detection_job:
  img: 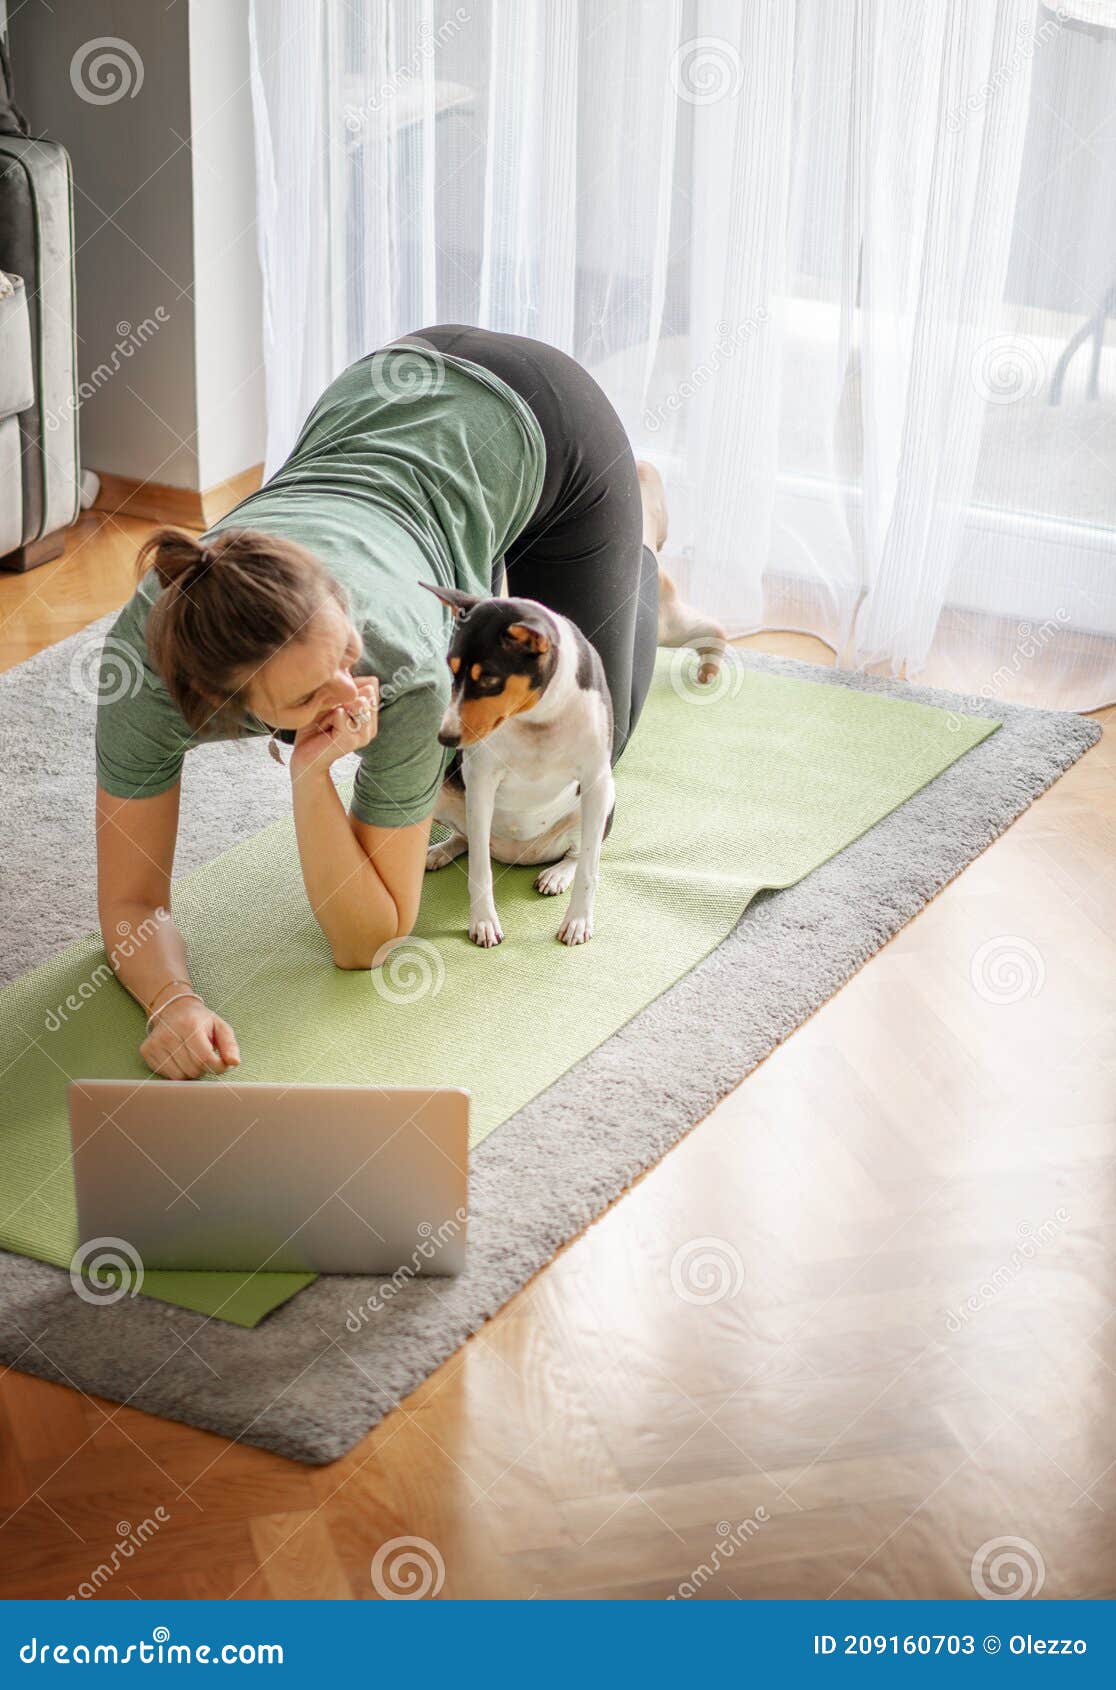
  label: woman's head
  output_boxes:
[138,527,363,733]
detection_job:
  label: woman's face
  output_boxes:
[245,595,363,731]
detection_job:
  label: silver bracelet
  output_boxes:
[145,990,203,1036]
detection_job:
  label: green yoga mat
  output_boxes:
[0,652,998,1326]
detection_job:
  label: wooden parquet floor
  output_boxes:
[0,511,1112,1599]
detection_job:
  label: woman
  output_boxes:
[95,323,723,1080]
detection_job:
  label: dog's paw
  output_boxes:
[469,912,504,948]
[557,910,593,945]
[535,858,577,897]
[426,838,462,872]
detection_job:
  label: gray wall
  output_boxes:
[189,0,266,490]
[6,0,264,491]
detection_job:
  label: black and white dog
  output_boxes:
[420,585,615,948]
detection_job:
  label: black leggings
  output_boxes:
[405,324,659,763]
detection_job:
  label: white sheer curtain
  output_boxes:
[248,0,1116,711]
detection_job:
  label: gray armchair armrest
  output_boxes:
[0,268,33,418]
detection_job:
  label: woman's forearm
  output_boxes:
[98,897,193,1014]
[290,767,400,967]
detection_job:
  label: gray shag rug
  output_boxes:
[0,614,1101,1463]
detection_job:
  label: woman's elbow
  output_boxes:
[330,920,411,972]
[331,950,370,971]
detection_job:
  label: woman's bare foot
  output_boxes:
[636,459,726,684]
[637,459,669,554]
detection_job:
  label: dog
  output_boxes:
[420,584,615,948]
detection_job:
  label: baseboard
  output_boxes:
[91,464,264,530]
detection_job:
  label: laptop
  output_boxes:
[68,1079,468,1276]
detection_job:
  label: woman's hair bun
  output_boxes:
[136,526,221,592]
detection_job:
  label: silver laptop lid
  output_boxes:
[68,1080,468,1277]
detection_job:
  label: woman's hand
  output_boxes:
[289,676,380,782]
[140,996,241,1080]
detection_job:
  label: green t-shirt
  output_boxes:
[94,343,546,826]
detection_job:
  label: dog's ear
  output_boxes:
[502,620,550,655]
[419,580,482,617]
